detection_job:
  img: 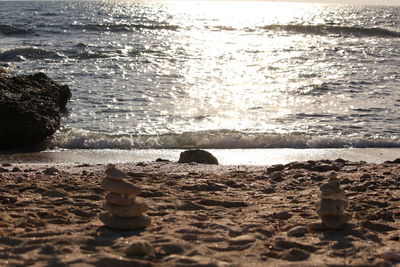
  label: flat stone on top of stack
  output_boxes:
[99,164,151,230]
[316,172,351,229]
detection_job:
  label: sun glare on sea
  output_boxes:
[155,1,326,133]
[164,1,316,26]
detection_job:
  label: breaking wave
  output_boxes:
[259,24,400,38]
[48,129,400,150]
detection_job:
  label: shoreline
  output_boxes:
[1,160,400,266]
[1,147,400,166]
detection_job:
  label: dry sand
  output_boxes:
[0,158,399,266]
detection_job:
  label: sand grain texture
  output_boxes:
[0,159,399,266]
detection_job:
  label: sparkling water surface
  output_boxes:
[1,1,399,149]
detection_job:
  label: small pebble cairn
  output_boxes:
[99,164,151,230]
[316,172,351,229]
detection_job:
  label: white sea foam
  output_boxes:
[48,129,400,150]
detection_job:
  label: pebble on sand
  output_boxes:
[125,239,154,257]
[287,226,308,237]
[105,193,135,206]
[103,201,149,217]
[178,149,219,165]
[101,177,141,196]
[99,213,151,230]
[105,164,128,180]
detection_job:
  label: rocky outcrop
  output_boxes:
[0,68,71,149]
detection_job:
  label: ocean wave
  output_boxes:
[0,24,34,36]
[259,24,400,38]
[298,83,334,96]
[69,23,179,32]
[47,129,400,150]
[63,46,168,60]
[206,25,237,31]
[0,47,65,62]
[205,24,400,38]
[67,50,113,60]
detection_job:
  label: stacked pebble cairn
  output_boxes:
[99,164,151,230]
[316,172,351,229]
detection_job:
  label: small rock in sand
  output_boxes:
[316,199,348,216]
[331,241,354,250]
[155,158,170,162]
[320,214,352,229]
[99,213,151,230]
[105,164,128,180]
[103,201,149,217]
[178,149,219,165]
[105,192,135,206]
[125,239,154,257]
[101,177,141,196]
[287,226,308,237]
[43,167,59,175]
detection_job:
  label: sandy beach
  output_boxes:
[1,1,400,266]
[1,158,399,266]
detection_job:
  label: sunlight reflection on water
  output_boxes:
[1,1,399,149]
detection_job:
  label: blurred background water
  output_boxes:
[1,0,399,149]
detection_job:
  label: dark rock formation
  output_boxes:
[0,68,71,149]
[178,149,219,165]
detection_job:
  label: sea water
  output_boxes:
[0,0,399,163]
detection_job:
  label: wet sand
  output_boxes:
[1,147,399,165]
[0,159,399,266]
